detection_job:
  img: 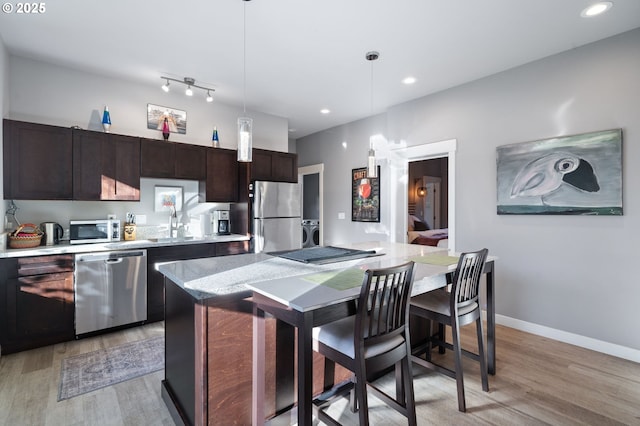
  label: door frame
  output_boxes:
[388,138,457,251]
[298,163,324,246]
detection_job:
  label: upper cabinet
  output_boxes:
[73,130,140,201]
[3,120,73,200]
[140,138,206,180]
[251,148,298,183]
[200,148,238,202]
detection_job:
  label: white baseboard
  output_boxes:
[494,313,640,364]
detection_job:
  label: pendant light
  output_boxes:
[366,51,379,178]
[237,0,253,162]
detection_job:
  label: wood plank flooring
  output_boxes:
[1,322,639,425]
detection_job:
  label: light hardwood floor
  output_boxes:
[1,322,639,425]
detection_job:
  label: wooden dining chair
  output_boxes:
[312,262,417,425]
[410,248,489,412]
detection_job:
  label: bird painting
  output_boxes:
[510,152,600,205]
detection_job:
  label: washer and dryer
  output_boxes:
[302,220,320,248]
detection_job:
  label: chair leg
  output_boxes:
[354,360,369,426]
[438,323,446,354]
[451,319,466,412]
[323,358,336,391]
[401,354,417,426]
[395,360,405,404]
[476,317,489,392]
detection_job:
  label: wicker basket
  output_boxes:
[9,223,43,249]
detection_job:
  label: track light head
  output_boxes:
[206,91,213,103]
[185,86,193,96]
[162,79,170,92]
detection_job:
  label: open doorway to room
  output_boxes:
[298,164,324,247]
[407,157,449,248]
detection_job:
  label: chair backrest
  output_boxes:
[355,261,416,350]
[451,248,489,314]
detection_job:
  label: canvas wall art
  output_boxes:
[496,129,622,215]
[147,104,187,134]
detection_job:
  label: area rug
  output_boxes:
[58,336,164,401]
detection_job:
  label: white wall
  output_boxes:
[296,28,640,355]
[7,55,289,151]
[2,54,290,234]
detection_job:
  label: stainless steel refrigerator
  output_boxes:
[253,180,302,253]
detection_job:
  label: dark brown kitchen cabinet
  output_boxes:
[0,255,75,355]
[199,148,239,202]
[175,144,207,180]
[140,138,175,178]
[3,119,73,200]
[140,139,206,180]
[146,242,249,322]
[73,130,140,201]
[250,148,298,183]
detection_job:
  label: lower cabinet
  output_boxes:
[0,255,75,355]
[147,241,249,322]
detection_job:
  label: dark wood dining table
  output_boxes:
[249,242,496,425]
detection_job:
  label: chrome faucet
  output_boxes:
[168,205,178,238]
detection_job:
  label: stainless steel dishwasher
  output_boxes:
[74,249,147,335]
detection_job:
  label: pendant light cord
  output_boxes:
[243,1,247,114]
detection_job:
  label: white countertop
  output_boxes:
[0,234,250,259]
[157,241,453,300]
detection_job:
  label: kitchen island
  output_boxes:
[157,242,470,425]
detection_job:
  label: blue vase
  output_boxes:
[102,106,111,133]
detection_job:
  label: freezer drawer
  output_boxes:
[254,218,302,253]
[74,250,147,335]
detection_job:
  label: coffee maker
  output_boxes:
[212,210,230,235]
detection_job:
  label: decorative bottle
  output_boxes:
[162,117,170,141]
[212,127,220,148]
[102,106,111,133]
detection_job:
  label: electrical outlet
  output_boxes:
[107,214,117,220]
[338,212,346,220]
[136,214,147,224]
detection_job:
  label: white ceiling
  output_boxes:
[1,1,639,138]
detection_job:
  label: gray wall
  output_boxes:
[296,28,640,354]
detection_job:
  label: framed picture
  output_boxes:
[352,167,380,222]
[147,104,187,134]
[154,186,183,212]
[496,129,622,215]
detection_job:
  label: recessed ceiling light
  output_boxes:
[402,76,417,85]
[288,128,296,133]
[581,2,613,17]
[320,108,331,114]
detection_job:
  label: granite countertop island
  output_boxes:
[157,241,454,425]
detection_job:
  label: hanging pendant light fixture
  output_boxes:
[237,0,253,162]
[366,51,379,178]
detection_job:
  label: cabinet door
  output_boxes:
[2,273,75,353]
[175,143,207,180]
[73,129,106,200]
[202,148,239,202]
[141,138,175,177]
[3,119,73,200]
[110,134,140,200]
[73,131,140,201]
[250,149,273,182]
[271,152,298,183]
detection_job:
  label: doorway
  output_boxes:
[298,164,324,247]
[387,138,457,251]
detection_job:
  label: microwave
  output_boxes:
[69,219,121,244]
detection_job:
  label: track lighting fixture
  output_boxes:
[160,76,215,102]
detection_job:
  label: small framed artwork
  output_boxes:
[352,167,380,222]
[496,129,622,215]
[147,104,187,134]
[154,186,183,212]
